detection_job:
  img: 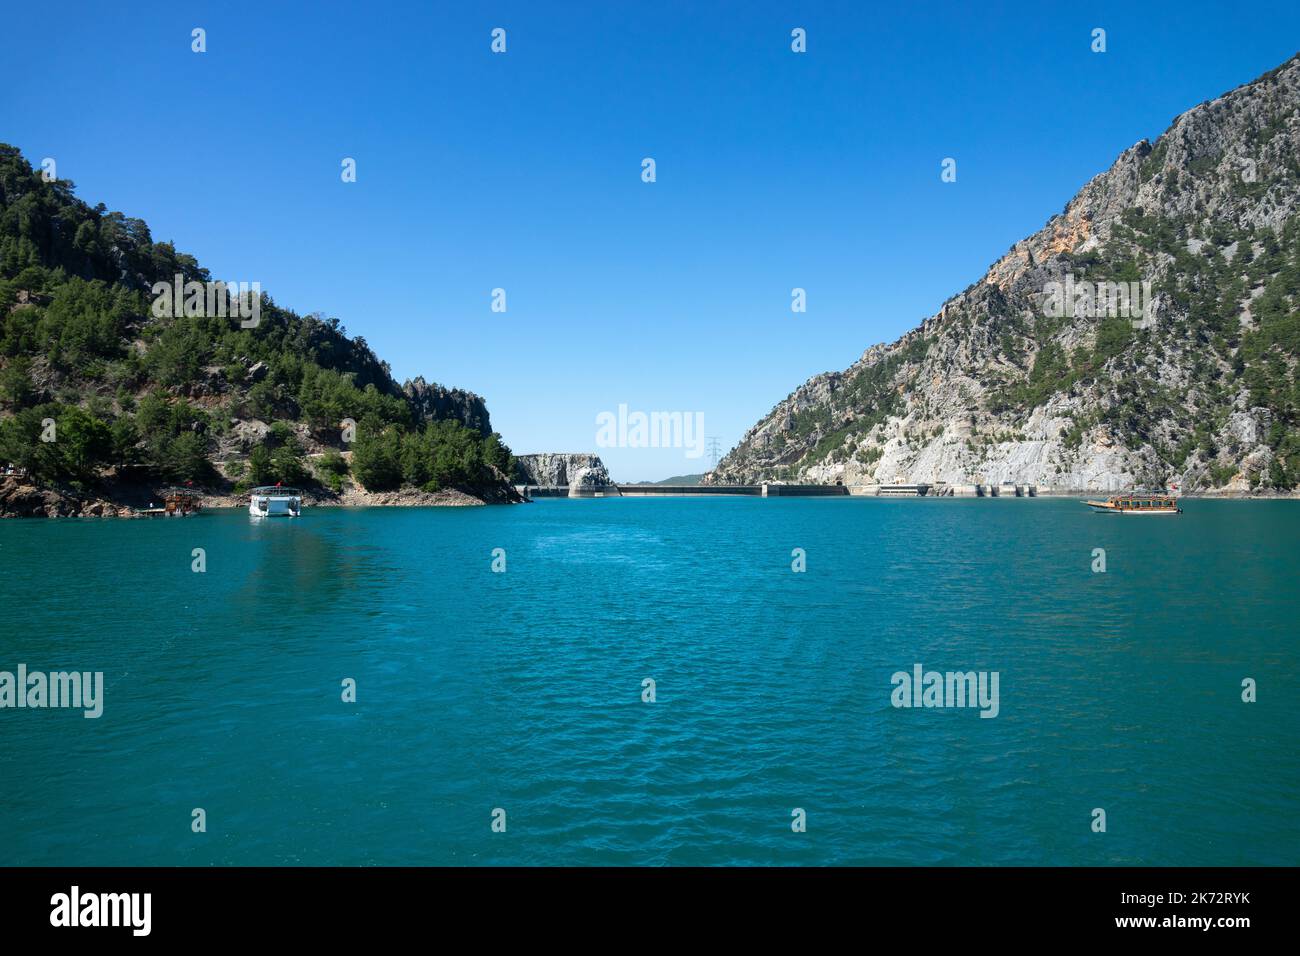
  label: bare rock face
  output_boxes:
[222,418,272,454]
[711,53,1300,494]
[0,477,131,518]
[0,477,62,517]
[402,377,492,436]
[515,453,612,488]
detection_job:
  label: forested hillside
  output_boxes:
[0,144,518,511]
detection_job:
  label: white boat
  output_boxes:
[249,485,302,518]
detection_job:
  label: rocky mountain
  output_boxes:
[710,53,1300,494]
[515,453,612,488]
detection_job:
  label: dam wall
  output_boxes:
[518,483,1039,499]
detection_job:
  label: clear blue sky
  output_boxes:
[3,1,1298,479]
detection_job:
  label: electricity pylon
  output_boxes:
[706,437,723,470]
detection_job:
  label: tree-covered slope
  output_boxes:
[711,52,1300,494]
[0,144,519,509]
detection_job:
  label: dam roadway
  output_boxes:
[518,483,1041,498]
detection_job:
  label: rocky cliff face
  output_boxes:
[515,453,612,488]
[711,53,1300,494]
[0,476,136,517]
[402,376,492,436]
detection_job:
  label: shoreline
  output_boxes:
[2,475,1295,518]
[0,475,524,518]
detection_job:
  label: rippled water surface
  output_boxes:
[1,497,1296,865]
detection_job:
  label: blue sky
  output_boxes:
[3,2,1298,479]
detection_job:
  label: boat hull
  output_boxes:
[1085,501,1180,515]
[249,496,301,517]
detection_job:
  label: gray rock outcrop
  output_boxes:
[402,376,493,436]
[515,453,613,488]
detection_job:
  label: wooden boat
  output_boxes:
[159,486,203,516]
[1084,494,1181,515]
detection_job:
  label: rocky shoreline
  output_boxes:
[5,472,1294,518]
[0,475,525,518]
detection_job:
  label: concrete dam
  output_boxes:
[516,483,1040,499]
[514,456,1040,500]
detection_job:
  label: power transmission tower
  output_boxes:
[706,437,723,470]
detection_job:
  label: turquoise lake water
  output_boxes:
[0,497,1296,866]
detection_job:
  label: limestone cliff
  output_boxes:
[515,453,612,488]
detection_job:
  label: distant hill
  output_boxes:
[712,53,1300,494]
[0,144,520,512]
[618,473,705,486]
[651,473,704,485]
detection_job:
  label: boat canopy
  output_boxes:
[250,486,303,496]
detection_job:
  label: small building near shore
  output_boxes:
[876,484,932,497]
